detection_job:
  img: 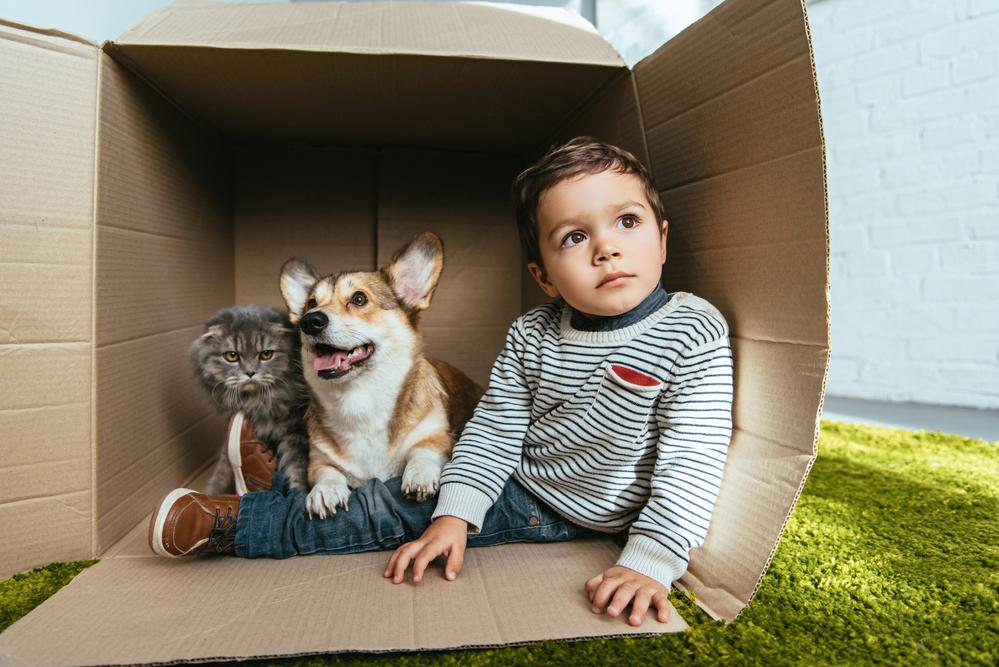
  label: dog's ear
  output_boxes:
[386,232,444,312]
[280,258,321,324]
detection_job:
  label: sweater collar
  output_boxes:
[568,285,672,333]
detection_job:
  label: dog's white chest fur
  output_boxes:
[314,367,409,484]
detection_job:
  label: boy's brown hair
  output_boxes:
[511,137,666,268]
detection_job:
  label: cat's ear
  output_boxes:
[189,324,224,361]
[385,232,444,312]
[280,258,321,324]
[201,324,225,342]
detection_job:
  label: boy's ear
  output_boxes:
[660,219,668,264]
[386,232,444,311]
[280,258,321,324]
[527,262,561,299]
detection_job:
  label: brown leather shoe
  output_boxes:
[227,412,277,495]
[148,489,240,557]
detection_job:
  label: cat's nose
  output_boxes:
[246,371,256,377]
[300,311,328,336]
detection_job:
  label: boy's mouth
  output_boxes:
[598,271,632,288]
[311,343,375,379]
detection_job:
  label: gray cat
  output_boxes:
[189,304,310,494]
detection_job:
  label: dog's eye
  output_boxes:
[259,350,273,361]
[351,292,368,306]
[307,298,317,310]
[223,351,239,362]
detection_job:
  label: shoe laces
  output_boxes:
[199,505,237,555]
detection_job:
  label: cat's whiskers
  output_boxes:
[272,375,297,392]
[210,380,229,409]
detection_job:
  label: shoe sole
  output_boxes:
[148,487,197,558]
[227,411,248,496]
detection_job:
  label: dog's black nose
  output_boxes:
[300,311,328,336]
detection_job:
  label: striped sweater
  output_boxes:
[433,292,734,587]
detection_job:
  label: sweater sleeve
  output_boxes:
[432,318,535,532]
[616,333,733,587]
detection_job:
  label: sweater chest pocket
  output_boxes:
[583,364,663,444]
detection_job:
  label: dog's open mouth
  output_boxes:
[312,343,375,379]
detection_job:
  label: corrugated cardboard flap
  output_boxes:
[0,18,100,578]
[116,0,623,65]
[635,0,828,621]
[102,1,626,150]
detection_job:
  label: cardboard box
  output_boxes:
[0,0,828,662]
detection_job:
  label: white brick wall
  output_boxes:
[808,0,999,409]
[594,0,999,410]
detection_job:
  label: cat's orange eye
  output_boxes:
[223,351,239,362]
[351,292,368,306]
[307,298,317,310]
[260,350,274,360]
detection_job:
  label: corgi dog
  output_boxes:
[279,233,484,519]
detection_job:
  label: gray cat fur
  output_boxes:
[189,304,310,494]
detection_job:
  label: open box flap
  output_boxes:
[116,0,621,64]
[633,0,829,621]
[0,19,100,579]
[102,1,627,151]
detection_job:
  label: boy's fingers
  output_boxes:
[651,591,671,623]
[590,578,618,613]
[584,573,604,600]
[444,543,464,581]
[606,584,636,618]
[390,542,422,583]
[628,589,652,626]
[383,550,399,577]
[384,542,412,579]
[411,542,443,583]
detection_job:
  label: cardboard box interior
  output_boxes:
[0,0,828,660]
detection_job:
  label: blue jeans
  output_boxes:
[234,473,600,559]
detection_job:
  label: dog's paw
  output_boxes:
[306,474,350,519]
[401,459,443,502]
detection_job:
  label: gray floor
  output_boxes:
[821,395,999,443]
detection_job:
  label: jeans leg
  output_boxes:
[234,475,601,559]
[269,468,290,496]
[235,477,437,559]
[468,478,601,548]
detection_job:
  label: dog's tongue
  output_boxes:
[314,350,351,372]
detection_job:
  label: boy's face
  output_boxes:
[528,169,667,320]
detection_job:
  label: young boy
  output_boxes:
[149,138,733,627]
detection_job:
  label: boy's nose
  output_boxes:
[594,240,622,263]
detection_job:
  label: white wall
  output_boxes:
[597,0,723,66]
[808,0,999,409]
[0,0,282,42]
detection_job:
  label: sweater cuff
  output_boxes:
[431,482,495,533]
[616,534,689,588]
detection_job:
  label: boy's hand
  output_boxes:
[384,515,468,584]
[585,566,671,626]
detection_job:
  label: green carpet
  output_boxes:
[3,421,997,665]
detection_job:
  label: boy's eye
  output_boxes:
[618,215,638,229]
[259,350,273,361]
[350,291,368,306]
[223,351,239,362]
[563,232,586,247]
[307,298,318,310]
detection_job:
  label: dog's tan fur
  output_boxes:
[280,233,484,519]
